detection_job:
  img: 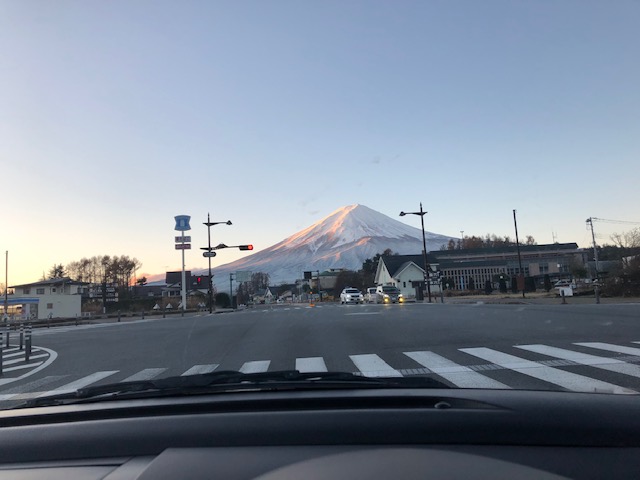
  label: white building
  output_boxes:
[375,255,441,300]
[9,278,87,320]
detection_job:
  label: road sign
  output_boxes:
[235,271,252,282]
[175,244,191,250]
[174,215,191,231]
[203,251,216,257]
[175,236,191,243]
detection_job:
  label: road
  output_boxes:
[1,301,640,406]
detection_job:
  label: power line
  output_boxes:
[590,217,640,225]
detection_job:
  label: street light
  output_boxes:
[202,214,232,314]
[400,202,432,303]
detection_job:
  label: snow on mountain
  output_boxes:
[207,204,456,287]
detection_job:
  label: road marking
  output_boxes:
[404,351,509,389]
[0,346,58,386]
[4,354,48,366]
[576,342,640,356]
[460,347,636,394]
[122,368,168,382]
[295,357,328,373]
[38,371,119,397]
[344,312,381,316]
[517,344,640,378]
[181,364,219,376]
[349,354,403,377]
[240,360,271,373]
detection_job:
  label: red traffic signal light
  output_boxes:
[239,245,253,251]
[196,276,202,285]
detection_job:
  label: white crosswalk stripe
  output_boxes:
[575,342,640,356]
[349,354,403,377]
[240,361,271,373]
[122,368,168,382]
[460,347,636,394]
[2,341,640,403]
[516,344,640,379]
[181,364,219,376]
[404,351,509,388]
[295,357,328,373]
[37,371,119,397]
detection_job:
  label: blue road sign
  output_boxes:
[174,215,191,231]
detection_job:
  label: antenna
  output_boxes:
[552,231,558,243]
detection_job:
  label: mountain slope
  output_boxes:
[208,204,455,286]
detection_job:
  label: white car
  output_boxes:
[340,288,363,304]
[365,287,377,303]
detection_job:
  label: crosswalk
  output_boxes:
[2,340,640,404]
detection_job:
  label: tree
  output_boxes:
[447,239,456,250]
[484,280,493,294]
[524,277,536,292]
[333,270,364,296]
[48,264,66,278]
[136,277,148,286]
[215,292,231,308]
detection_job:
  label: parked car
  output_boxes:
[365,287,377,303]
[375,285,404,304]
[340,288,363,304]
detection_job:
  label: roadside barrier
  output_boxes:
[5,325,9,348]
[0,331,3,375]
[19,324,24,351]
[25,324,32,362]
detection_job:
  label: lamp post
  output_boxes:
[202,214,232,314]
[400,203,431,303]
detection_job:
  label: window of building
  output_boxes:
[36,288,45,295]
[46,303,53,309]
[23,288,30,295]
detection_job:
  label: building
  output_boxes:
[374,255,440,300]
[434,243,585,290]
[375,243,586,294]
[8,278,88,320]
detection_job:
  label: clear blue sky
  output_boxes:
[2,0,639,285]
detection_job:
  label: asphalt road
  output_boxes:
[2,301,640,405]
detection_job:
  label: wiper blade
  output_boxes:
[20,370,450,407]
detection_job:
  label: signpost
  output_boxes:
[174,215,191,314]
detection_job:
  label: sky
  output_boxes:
[1,0,639,286]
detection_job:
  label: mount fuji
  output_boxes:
[208,204,456,287]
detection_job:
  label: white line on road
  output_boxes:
[239,361,271,373]
[4,354,48,366]
[295,357,328,373]
[349,354,403,377]
[122,368,168,382]
[181,364,219,376]
[0,347,58,386]
[516,344,640,379]
[38,371,119,397]
[460,347,635,394]
[404,351,509,389]
[576,342,640,356]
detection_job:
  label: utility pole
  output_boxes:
[586,217,601,304]
[513,210,525,299]
[4,251,7,321]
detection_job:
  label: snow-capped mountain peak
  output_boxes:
[208,204,455,286]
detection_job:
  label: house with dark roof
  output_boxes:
[375,255,439,300]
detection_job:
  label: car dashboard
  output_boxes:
[0,388,638,479]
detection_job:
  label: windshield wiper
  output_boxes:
[20,370,450,408]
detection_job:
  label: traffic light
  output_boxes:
[239,245,253,251]
[196,276,202,285]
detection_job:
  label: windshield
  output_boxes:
[1,1,639,409]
